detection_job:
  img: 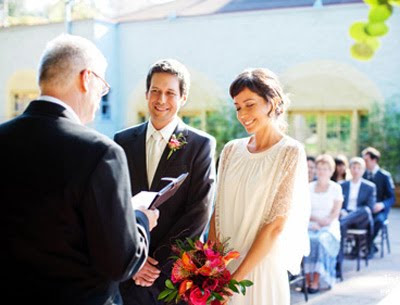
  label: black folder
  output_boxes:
[148,172,189,209]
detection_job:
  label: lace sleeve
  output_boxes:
[262,144,302,225]
[272,142,311,274]
[214,141,235,239]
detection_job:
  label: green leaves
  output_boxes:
[368,4,392,22]
[158,280,178,303]
[227,279,254,296]
[349,0,395,61]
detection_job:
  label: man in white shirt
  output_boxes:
[336,157,376,277]
[114,59,216,305]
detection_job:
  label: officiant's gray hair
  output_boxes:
[38,34,107,87]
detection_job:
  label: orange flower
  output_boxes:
[182,252,197,272]
[179,279,193,295]
[223,251,240,266]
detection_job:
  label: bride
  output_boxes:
[208,68,310,305]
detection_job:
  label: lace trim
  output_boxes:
[261,143,301,227]
[214,141,236,240]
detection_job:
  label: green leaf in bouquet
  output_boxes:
[228,282,239,293]
[158,289,172,300]
[239,279,254,287]
[165,279,175,290]
[368,4,392,23]
[186,237,195,249]
[176,239,186,250]
[211,292,224,301]
[165,290,178,303]
[168,255,180,261]
[388,0,400,6]
[238,282,246,295]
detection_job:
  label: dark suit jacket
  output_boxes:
[0,100,150,305]
[114,121,216,271]
[363,168,396,215]
[340,179,376,213]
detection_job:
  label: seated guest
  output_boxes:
[307,155,317,182]
[304,154,343,293]
[332,154,351,183]
[362,147,396,254]
[337,157,376,277]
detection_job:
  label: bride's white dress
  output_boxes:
[215,136,310,305]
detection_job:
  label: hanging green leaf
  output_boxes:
[364,0,380,5]
[350,42,375,61]
[366,22,389,36]
[368,4,392,22]
[349,21,369,41]
[388,0,400,6]
[364,37,381,51]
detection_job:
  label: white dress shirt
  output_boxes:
[146,117,179,186]
[39,95,81,125]
[348,180,362,212]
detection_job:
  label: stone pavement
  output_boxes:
[290,208,400,305]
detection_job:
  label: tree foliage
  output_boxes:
[205,104,247,156]
[359,95,400,182]
[350,0,399,61]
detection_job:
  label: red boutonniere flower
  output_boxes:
[167,133,187,160]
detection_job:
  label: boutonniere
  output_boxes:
[167,133,187,160]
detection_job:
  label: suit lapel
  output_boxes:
[150,121,188,191]
[343,182,350,210]
[357,182,366,207]
[132,123,150,190]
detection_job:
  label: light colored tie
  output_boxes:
[147,131,163,187]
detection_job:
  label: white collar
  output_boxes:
[146,117,180,143]
[39,95,82,125]
[371,165,380,175]
[350,179,362,187]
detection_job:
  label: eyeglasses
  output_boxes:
[90,70,111,97]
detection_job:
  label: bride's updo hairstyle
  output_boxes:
[229,68,290,132]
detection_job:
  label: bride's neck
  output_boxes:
[249,128,283,153]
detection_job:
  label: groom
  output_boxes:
[114,59,216,305]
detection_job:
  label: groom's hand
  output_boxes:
[132,257,160,287]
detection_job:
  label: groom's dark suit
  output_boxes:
[114,120,216,305]
[0,100,150,305]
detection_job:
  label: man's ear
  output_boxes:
[180,94,187,107]
[79,69,90,93]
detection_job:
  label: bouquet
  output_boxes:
[158,237,253,305]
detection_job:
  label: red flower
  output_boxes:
[211,300,222,305]
[171,259,190,283]
[189,287,211,305]
[202,278,219,291]
[167,133,187,160]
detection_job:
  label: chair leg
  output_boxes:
[386,226,391,254]
[381,228,385,258]
[356,236,361,271]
